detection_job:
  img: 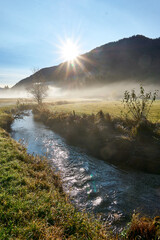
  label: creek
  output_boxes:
[11,111,160,230]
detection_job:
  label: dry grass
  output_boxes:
[45,99,160,123]
[1,97,159,122]
[126,214,160,240]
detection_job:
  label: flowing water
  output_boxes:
[11,111,160,230]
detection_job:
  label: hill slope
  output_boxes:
[13,35,160,90]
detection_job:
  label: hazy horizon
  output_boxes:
[1,0,160,88]
[1,81,159,101]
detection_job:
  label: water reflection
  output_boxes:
[11,111,160,228]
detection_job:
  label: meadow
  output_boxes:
[1,98,160,122]
[46,99,160,123]
[0,98,18,107]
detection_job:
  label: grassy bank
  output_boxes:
[0,106,160,239]
[0,108,113,239]
[33,105,160,174]
[0,107,14,130]
[0,103,34,130]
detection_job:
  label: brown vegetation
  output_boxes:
[33,106,160,174]
[125,214,160,240]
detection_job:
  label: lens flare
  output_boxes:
[60,39,80,62]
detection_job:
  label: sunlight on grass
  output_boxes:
[0,97,159,122]
[46,100,160,123]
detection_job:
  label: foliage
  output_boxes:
[123,85,158,122]
[125,213,160,240]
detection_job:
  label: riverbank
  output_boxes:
[0,106,160,239]
[0,107,113,239]
[33,106,160,174]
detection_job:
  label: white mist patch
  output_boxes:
[0,86,63,100]
[0,89,29,98]
[47,86,65,98]
[59,81,160,100]
[1,81,159,101]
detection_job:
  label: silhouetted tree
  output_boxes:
[27,68,48,105]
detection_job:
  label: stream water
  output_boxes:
[11,111,160,230]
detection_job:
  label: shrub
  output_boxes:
[126,214,160,240]
[123,85,158,123]
[131,120,156,141]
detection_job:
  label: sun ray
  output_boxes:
[59,38,80,62]
[55,37,97,87]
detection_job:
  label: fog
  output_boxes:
[0,81,159,102]
[48,81,160,100]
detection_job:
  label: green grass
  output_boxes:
[148,101,160,123]
[1,97,159,122]
[46,100,160,123]
[47,101,121,116]
[0,106,14,129]
[0,107,113,239]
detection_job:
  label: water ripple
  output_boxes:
[11,111,160,229]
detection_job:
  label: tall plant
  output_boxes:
[123,85,158,122]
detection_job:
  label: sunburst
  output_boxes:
[60,38,80,62]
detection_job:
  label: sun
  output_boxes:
[60,39,79,62]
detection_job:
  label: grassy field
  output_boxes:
[0,98,18,107]
[1,97,160,122]
[0,97,160,122]
[0,98,34,107]
[46,100,160,123]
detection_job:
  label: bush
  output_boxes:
[123,85,158,123]
[131,120,156,141]
[126,214,160,240]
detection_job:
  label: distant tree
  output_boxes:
[27,68,48,105]
[123,85,158,122]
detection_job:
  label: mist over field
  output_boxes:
[56,82,160,100]
[0,81,159,101]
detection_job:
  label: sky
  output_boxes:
[0,0,160,87]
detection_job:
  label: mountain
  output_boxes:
[13,35,160,90]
